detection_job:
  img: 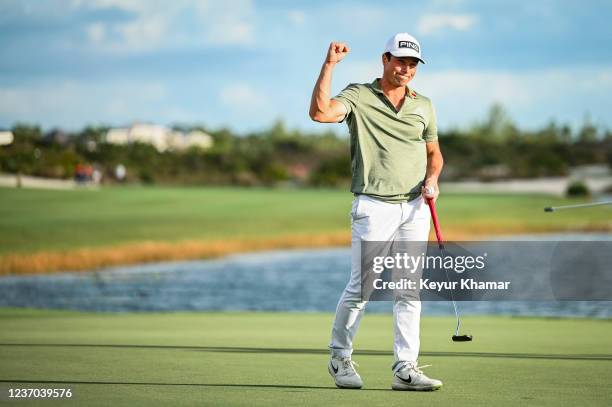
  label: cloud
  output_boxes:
[205,10,255,46]
[86,22,105,43]
[88,0,152,13]
[80,0,256,52]
[337,60,380,86]
[331,61,612,130]
[0,79,168,129]
[2,67,611,133]
[430,0,466,6]
[219,84,268,111]
[287,10,305,26]
[417,13,478,35]
[334,6,387,34]
[412,67,612,129]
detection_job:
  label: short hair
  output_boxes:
[384,52,420,65]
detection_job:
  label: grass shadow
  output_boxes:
[1,343,611,361]
[0,379,385,391]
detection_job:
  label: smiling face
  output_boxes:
[381,53,419,88]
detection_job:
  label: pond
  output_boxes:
[0,234,610,318]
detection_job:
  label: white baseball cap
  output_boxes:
[384,33,425,64]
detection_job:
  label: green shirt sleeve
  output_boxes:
[332,83,361,118]
[424,99,438,142]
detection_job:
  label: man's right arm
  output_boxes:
[309,42,349,123]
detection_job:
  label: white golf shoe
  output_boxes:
[328,357,363,389]
[391,362,443,391]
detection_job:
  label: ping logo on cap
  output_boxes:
[398,41,419,52]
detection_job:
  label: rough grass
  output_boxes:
[0,309,610,406]
[0,233,350,275]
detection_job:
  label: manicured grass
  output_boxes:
[0,309,610,406]
[0,186,609,256]
[0,186,351,255]
[439,193,611,235]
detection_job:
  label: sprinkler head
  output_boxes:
[452,334,473,342]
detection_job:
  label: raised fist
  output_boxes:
[326,42,350,64]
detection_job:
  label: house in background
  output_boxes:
[0,131,14,146]
[105,123,213,152]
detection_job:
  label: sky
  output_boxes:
[1,0,611,135]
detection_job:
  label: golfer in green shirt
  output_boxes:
[309,32,444,391]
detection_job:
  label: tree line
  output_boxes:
[1,105,610,187]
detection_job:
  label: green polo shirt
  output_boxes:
[333,78,438,203]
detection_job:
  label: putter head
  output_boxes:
[452,334,473,342]
[544,207,554,212]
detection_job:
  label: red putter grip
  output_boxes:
[426,198,444,245]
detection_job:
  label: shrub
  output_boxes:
[566,181,590,197]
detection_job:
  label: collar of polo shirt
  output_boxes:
[371,78,417,100]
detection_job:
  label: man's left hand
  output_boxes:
[421,180,439,202]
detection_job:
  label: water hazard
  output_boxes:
[0,235,610,317]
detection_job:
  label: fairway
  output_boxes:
[0,309,610,406]
[0,186,609,256]
[0,186,352,255]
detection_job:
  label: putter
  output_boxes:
[426,196,473,342]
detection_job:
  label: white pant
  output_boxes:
[330,194,431,362]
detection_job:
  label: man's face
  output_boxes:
[382,54,419,87]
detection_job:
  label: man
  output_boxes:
[309,33,444,391]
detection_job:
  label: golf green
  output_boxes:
[0,309,610,406]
